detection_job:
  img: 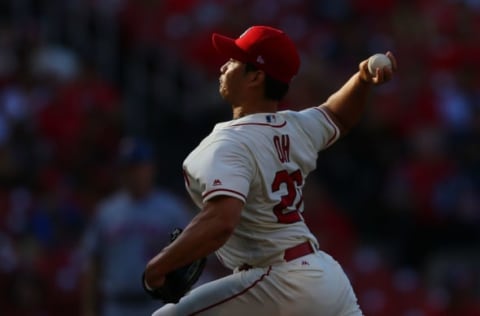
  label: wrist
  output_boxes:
[356,72,371,85]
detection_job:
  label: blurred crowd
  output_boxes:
[0,0,479,315]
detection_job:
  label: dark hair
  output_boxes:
[245,63,289,101]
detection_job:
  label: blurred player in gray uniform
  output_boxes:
[144,26,397,315]
[81,137,192,316]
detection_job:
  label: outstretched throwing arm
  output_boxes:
[320,51,398,136]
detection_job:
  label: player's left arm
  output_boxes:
[320,51,397,136]
[144,195,243,288]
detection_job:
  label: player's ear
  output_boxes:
[247,70,266,88]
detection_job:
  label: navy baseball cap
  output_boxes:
[117,137,154,165]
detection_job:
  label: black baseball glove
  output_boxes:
[142,228,207,303]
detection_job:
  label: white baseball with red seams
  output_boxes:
[368,53,392,75]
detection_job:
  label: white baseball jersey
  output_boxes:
[182,106,340,270]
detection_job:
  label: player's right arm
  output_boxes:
[146,137,252,288]
[321,51,397,136]
[144,195,243,288]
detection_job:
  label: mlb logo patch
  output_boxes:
[266,115,276,123]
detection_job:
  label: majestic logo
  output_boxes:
[212,179,222,186]
[256,55,265,64]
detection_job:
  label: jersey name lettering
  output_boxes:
[274,134,290,163]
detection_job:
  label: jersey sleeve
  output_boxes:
[194,139,254,204]
[293,106,341,151]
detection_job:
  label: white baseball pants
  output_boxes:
[152,250,362,316]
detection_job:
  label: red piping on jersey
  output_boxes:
[314,107,339,146]
[188,266,273,315]
[230,121,287,128]
[202,188,247,200]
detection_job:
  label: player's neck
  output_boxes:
[232,101,278,119]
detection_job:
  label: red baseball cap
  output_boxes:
[212,26,300,84]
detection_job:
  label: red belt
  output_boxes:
[283,241,315,262]
[238,241,315,271]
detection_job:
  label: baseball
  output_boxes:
[368,53,392,75]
